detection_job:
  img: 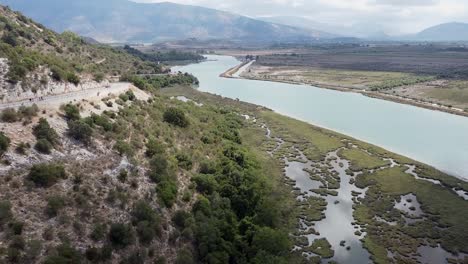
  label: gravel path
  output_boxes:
[0,82,132,110]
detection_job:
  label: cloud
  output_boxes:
[132,0,468,35]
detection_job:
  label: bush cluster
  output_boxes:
[163,107,189,128]
[27,163,67,187]
[33,118,58,154]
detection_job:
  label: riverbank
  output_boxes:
[221,62,468,118]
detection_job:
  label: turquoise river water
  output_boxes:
[174,55,468,180]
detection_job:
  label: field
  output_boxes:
[239,44,468,111]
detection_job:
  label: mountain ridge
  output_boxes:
[0,0,326,43]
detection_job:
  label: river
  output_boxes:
[173,55,468,180]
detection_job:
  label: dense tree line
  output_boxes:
[123,45,204,62]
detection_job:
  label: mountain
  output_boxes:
[0,0,323,43]
[257,16,339,39]
[258,16,389,39]
[411,22,468,41]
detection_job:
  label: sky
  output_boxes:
[133,0,468,35]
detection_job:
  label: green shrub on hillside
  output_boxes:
[0,201,12,225]
[1,108,20,123]
[45,196,66,218]
[163,107,189,128]
[0,132,10,156]
[33,118,58,145]
[44,244,81,264]
[27,163,67,187]
[66,72,80,85]
[34,138,52,154]
[67,120,92,143]
[62,104,81,121]
[109,223,135,248]
[145,139,165,157]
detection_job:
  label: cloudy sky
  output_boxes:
[133,0,468,35]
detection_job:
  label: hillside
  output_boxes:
[0,5,163,103]
[412,22,468,41]
[0,0,322,43]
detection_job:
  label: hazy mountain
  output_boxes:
[0,0,323,43]
[411,22,468,41]
[257,16,340,38]
[259,16,393,39]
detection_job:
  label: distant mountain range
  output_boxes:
[0,0,333,43]
[1,0,467,44]
[260,16,468,42]
[408,22,468,42]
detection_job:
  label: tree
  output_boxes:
[163,107,189,127]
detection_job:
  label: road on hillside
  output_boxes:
[0,82,132,110]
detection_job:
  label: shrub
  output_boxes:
[27,163,67,187]
[15,142,30,155]
[114,140,133,156]
[109,223,135,248]
[192,174,218,195]
[44,244,81,264]
[18,104,39,119]
[157,181,178,208]
[33,118,58,145]
[1,108,19,123]
[62,104,80,121]
[45,196,66,217]
[0,201,12,225]
[198,160,217,174]
[175,249,194,264]
[2,32,18,47]
[119,93,129,102]
[148,154,169,183]
[93,72,105,82]
[9,221,24,235]
[0,132,10,156]
[89,113,112,131]
[172,210,191,229]
[34,139,52,154]
[90,223,107,241]
[145,139,165,157]
[66,72,80,85]
[118,169,128,183]
[176,153,193,170]
[137,221,156,244]
[132,201,160,225]
[126,90,136,101]
[163,107,189,127]
[50,66,65,82]
[67,120,92,143]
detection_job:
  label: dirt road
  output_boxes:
[0,82,134,110]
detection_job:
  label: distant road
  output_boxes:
[0,82,132,110]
